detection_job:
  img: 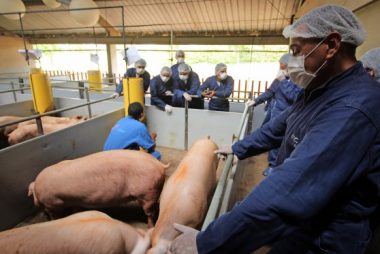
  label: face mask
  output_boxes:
[161,75,169,83]
[179,74,189,81]
[288,38,327,89]
[136,67,145,75]
[177,57,185,63]
[219,72,227,80]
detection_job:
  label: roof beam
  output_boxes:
[97,16,121,37]
[295,0,375,18]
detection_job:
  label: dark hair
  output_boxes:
[128,102,144,120]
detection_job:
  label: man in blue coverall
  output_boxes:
[114,58,151,96]
[198,63,234,112]
[246,53,301,174]
[172,63,203,109]
[150,66,174,113]
[103,102,160,160]
[169,5,380,254]
[171,50,186,79]
[361,48,380,83]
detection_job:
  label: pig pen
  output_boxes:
[0,101,257,231]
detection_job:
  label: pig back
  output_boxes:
[151,139,218,246]
[0,211,146,254]
[34,150,165,207]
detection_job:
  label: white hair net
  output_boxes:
[178,63,191,73]
[283,5,366,46]
[135,58,147,67]
[279,53,290,65]
[361,48,380,82]
[176,50,185,57]
[215,63,227,73]
[160,66,172,76]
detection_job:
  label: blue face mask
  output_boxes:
[288,38,327,89]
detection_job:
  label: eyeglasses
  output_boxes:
[136,66,145,69]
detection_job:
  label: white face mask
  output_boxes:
[160,75,170,83]
[219,72,228,80]
[288,38,327,89]
[179,74,189,81]
[136,67,145,75]
[177,57,185,64]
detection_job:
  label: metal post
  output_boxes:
[10,82,17,102]
[184,99,189,150]
[78,81,84,99]
[121,6,127,68]
[35,117,44,135]
[18,13,29,66]
[18,78,25,94]
[84,87,92,118]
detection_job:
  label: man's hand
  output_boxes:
[214,145,233,159]
[183,92,192,101]
[245,99,255,107]
[207,91,216,98]
[165,104,173,113]
[165,91,173,96]
[169,223,199,254]
[110,92,119,98]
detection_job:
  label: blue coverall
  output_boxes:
[197,75,234,111]
[115,68,151,94]
[196,63,380,254]
[150,75,174,110]
[172,71,203,109]
[254,78,301,167]
[103,116,160,160]
[170,63,180,79]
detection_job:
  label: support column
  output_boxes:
[106,43,118,84]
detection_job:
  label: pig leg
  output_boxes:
[140,192,160,228]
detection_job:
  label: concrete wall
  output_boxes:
[0,36,34,75]
[356,1,380,57]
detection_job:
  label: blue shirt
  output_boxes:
[172,71,200,107]
[115,68,151,94]
[198,75,233,111]
[197,63,380,253]
[103,116,154,151]
[150,75,173,110]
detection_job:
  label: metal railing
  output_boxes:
[0,93,115,135]
[202,104,253,229]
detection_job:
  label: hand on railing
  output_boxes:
[245,99,256,107]
[183,92,192,101]
[110,92,119,98]
[214,145,233,159]
[164,105,173,113]
[165,91,173,96]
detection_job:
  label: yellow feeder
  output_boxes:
[87,70,102,92]
[123,77,144,116]
[29,70,54,113]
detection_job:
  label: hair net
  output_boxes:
[160,66,172,76]
[361,48,380,82]
[215,63,227,73]
[135,58,147,67]
[176,50,185,57]
[283,5,366,46]
[178,63,191,73]
[279,53,290,65]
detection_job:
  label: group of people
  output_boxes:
[114,50,234,112]
[167,5,380,254]
[102,4,380,253]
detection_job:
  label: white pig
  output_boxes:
[0,211,151,254]
[28,150,168,227]
[148,138,218,253]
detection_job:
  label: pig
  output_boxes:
[7,117,85,145]
[28,150,168,227]
[0,210,151,254]
[17,115,86,128]
[148,138,218,254]
[0,115,22,136]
